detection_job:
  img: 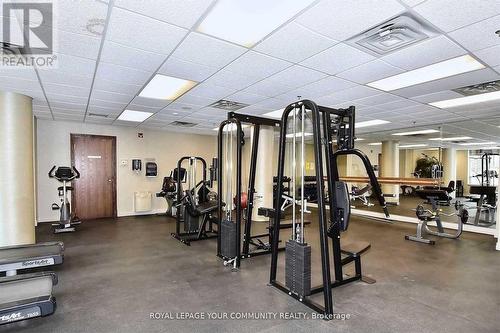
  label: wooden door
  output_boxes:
[71,134,116,220]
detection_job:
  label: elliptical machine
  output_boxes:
[49,166,81,233]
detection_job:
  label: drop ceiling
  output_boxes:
[0,0,499,142]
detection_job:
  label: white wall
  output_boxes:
[36,119,216,222]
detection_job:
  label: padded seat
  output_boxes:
[416,189,450,202]
[341,241,371,257]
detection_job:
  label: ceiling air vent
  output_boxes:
[170,121,197,127]
[208,99,249,111]
[88,113,109,118]
[346,13,439,56]
[453,80,500,96]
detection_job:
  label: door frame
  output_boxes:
[70,133,117,218]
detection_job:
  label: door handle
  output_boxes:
[108,179,112,183]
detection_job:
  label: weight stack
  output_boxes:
[285,240,311,297]
[220,219,237,259]
[183,212,200,232]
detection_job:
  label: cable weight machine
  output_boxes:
[270,100,387,318]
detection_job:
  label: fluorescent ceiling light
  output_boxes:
[356,119,390,128]
[429,90,500,109]
[118,110,153,122]
[197,0,316,47]
[392,129,439,136]
[286,132,313,138]
[428,136,472,141]
[367,55,485,91]
[139,74,196,100]
[355,138,365,141]
[368,142,382,146]
[399,144,428,148]
[459,142,496,146]
[213,124,250,132]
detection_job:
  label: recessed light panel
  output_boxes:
[429,90,500,109]
[368,142,382,146]
[367,55,485,91]
[428,136,472,141]
[356,119,390,128]
[459,142,496,146]
[399,144,428,148]
[392,129,439,136]
[139,74,197,100]
[118,110,153,122]
[197,0,316,47]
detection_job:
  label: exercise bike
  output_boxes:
[49,166,81,233]
[405,196,468,245]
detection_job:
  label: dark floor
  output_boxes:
[2,213,499,333]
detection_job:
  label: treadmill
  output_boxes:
[0,242,64,325]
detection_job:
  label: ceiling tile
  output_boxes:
[171,32,247,69]
[93,79,142,95]
[448,15,500,51]
[292,76,358,98]
[50,101,87,112]
[100,41,167,71]
[296,0,405,41]
[268,65,327,89]
[173,94,218,107]
[89,98,128,110]
[223,51,291,79]
[336,59,404,84]
[494,66,500,74]
[301,43,375,75]
[377,99,421,111]
[43,83,90,98]
[0,68,38,81]
[39,53,96,77]
[39,70,92,89]
[57,30,102,60]
[353,93,406,106]
[410,90,463,103]
[226,91,268,104]
[243,78,295,97]
[414,0,500,32]
[54,0,109,36]
[381,36,466,70]
[88,105,123,116]
[254,22,337,63]
[106,7,188,54]
[91,89,134,104]
[113,0,214,28]
[188,83,237,100]
[325,85,380,102]
[474,45,500,68]
[204,68,260,90]
[252,98,290,111]
[95,62,152,86]
[46,93,89,104]
[158,57,218,82]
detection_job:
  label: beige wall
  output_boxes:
[456,149,469,194]
[36,119,216,222]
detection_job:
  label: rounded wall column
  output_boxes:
[0,91,35,246]
[381,140,400,205]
